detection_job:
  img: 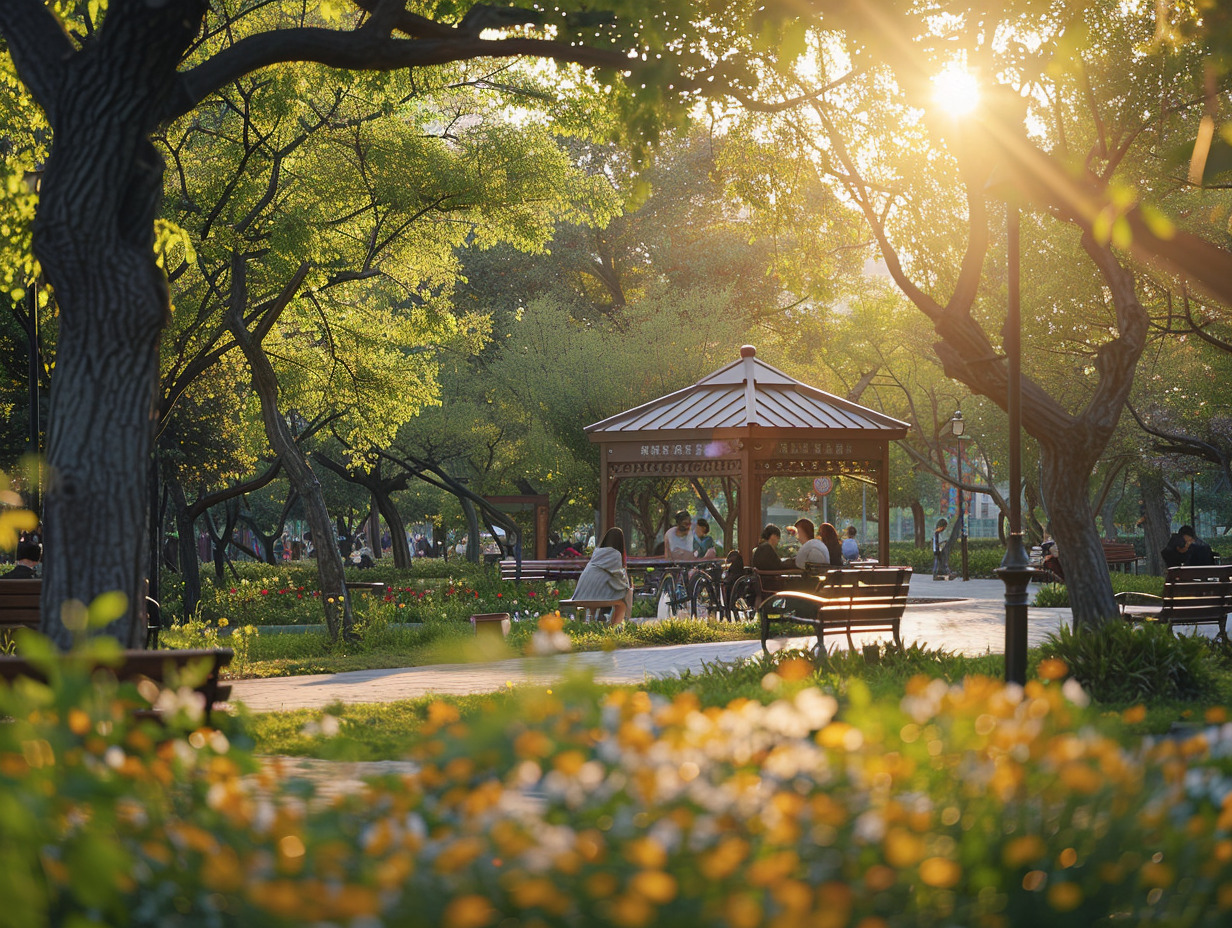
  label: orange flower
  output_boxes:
[919,857,961,889]
[443,894,496,928]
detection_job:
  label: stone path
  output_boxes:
[230,576,1074,713]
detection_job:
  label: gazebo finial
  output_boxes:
[740,345,756,358]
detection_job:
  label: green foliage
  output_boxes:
[1038,621,1220,703]
[1033,573,1164,608]
[886,540,1006,578]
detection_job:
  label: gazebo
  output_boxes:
[586,346,910,565]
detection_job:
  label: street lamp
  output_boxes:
[994,203,1034,686]
[950,409,969,581]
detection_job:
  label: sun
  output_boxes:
[931,66,980,117]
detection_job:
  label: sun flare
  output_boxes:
[932,66,980,117]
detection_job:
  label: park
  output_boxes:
[2,0,1232,925]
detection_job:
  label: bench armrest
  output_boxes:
[1113,590,1162,616]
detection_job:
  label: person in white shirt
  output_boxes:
[794,518,830,569]
[664,510,695,560]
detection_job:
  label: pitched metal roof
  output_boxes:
[586,346,909,436]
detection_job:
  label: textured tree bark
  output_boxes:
[1039,442,1113,624]
[372,486,412,568]
[909,499,925,548]
[460,498,481,563]
[168,480,203,621]
[1139,470,1171,576]
[227,284,354,641]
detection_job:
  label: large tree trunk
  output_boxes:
[1039,445,1116,624]
[21,0,207,648]
[460,497,481,563]
[1139,469,1171,576]
[373,486,412,568]
[909,499,926,548]
[227,274,354,641]
[168,481,202,621]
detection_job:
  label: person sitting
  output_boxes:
[664,510,695,560]
[794,518,830,570]
[1040,539,1065,584]
[818,522,844,566]
[692,518,718,559]
[841,526,861,563]
[1163,525,1214,568]
[752,523,788,593]
[2,534,41,579]
[570,527,634,626]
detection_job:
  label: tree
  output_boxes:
[0,0,808,646]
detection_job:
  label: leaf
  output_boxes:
[88,591,129,630]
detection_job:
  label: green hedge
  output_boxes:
[4,636,1232,926]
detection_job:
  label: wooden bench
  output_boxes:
[0,647,233,724]
[498,559,589,583]
[0,578,41,651]
[1116,565,1232,639]
[558,597,623,622]
[344,581,387,597]
[1,579,163,649]
[1102,540,1142,573]
[759,567,913,652]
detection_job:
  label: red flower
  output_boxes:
[260,589,269,595]
[528,591,536,597]
[229,588,237,594]
[496,592,502,598]
[297,593,303,599]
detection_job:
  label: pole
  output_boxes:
[25,287,40,512]
[958,439,969,581]
[996,203,1033,685]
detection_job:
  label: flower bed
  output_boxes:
[4,637,1232,927]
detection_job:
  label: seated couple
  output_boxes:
[663,510,720,561]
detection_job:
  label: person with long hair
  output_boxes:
[571,527,634,625]
[818,522,844,566]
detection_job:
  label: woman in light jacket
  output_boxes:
[571,527,634,625]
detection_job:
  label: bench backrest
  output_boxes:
[1100,541,1139,560]
[1159,565,1232,624]
[0,578,42,629]
[813,567,912,619]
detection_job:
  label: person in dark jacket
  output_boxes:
[752,523,790,593]
[1163,525,1214,567]
[2,534,41,579]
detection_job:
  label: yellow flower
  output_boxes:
[443,895,495,928]
[1037,658,1067,681]
[1002,835,1046,869]
[919,857,961,889]
[218,617,229,627]
[1047,882,1083,912]
[1121,704,1147,724]
[630,870,677,905]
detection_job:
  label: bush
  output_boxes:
[1031,573,1164,608]
[5,636,1232,927]
[886,540,1005,577]
[1038,620,1220,703]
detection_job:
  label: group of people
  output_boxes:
[662,511,720,561]
[1034,524,1215,585]
[752,519,862,577]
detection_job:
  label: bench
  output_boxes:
[1116,565,1232,639]
[344,581,387,598]
[1102,540,1142,573]
[498,559,589,583]
[0,647,233,724]
[759,567,913,652]
[1,579,163,649]
[558,598,623,622]
[0,578,40,651]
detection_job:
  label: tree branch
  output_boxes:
[168,32,631,122]
[0,0,74,121]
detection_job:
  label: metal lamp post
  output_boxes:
[994,203,1033,686]
[950,410,969,581]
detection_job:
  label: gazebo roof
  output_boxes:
[586,346,909,436]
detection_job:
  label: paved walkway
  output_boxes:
[231,576,1074,713]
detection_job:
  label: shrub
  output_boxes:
[4,637,1232,927]
[1038,620,1220,703]
[1032,573,1164,608]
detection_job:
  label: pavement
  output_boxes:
[229,575,1076,713]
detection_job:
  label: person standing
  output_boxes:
[841,526,861,563]
[932,518,951,580]
[794,518,830,569]
[571,528,634,625]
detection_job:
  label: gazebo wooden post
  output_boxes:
[878,440,891,565]
[739,437,757,564]
[598,443,611,538]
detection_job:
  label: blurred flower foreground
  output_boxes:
[3,638,1232,928]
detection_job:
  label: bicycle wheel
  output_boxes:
[690,573,718,620]
[727,574,758,624]
[654,570,687,618]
